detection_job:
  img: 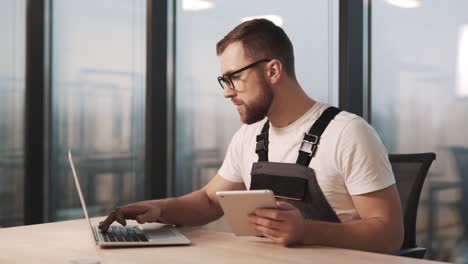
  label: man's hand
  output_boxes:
[248,201,305,246]
[98,200,163,233]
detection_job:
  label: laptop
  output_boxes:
[68,149,191,247]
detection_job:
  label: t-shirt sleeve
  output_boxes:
[217,126,245,183]
[336,118,395,195]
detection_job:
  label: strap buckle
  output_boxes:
[255,139,269,153]
[299,133,319,157]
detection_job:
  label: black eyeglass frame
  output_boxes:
[217,59,271,90]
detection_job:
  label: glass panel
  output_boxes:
[50,0,146,221]
[0,0,26,227]
[175,0,338,194]
[371,0,468,261]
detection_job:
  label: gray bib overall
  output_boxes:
[250,107,342,223]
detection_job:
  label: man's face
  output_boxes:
[219,42,273,124]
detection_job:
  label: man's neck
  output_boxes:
[267,81,316,128]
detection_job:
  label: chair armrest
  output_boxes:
[399,247,427,259]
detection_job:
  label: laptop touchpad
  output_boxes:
[144,228,177,239]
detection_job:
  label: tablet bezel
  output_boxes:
[216,190,277,236]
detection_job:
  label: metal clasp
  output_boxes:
[255,139,268,153]
[299,133,319,156]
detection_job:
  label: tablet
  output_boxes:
[216,190,277,236]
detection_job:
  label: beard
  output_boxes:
[240,81,274,125]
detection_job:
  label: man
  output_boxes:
[99,19,403,254]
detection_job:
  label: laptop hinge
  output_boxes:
[92,226,99,243]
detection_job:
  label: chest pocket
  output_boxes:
[250,173,307,200]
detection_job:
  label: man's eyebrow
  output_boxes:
[222,69,234,76]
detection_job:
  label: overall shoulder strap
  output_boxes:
[255,120,270,162]
[296,106,342,166]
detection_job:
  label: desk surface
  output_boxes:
[0,218,445,264]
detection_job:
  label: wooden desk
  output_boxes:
[0,218,445,264]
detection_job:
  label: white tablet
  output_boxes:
[216,190,277,236]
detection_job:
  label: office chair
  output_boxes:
[389,153,436,259]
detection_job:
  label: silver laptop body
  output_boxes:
[68,149,191,247]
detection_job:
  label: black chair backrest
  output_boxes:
[449,147,468,237]
[389,153,436,249]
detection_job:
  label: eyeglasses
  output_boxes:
[217,59,271,91]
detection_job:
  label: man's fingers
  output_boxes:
[98,211,116,232]
[99,204,154,232]
[255,208,286,221]
[249,216,281,230]
[136,207,160,224]
[276,201,295,210]
[262,232,284,245]
[254,202,298,221]
[255,225,290,246]
[115,208,127,226]
[254,224,280,238]
[99,207,130,232]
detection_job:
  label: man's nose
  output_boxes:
[223,87,236,98]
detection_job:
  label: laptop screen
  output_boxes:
[68,149,95,235]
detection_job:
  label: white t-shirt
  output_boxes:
[218,102,395,222]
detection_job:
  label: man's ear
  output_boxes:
[266,59,282,84]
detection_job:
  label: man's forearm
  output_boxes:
[303,218,403,255]
[154,189,223,226]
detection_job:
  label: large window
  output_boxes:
[0,0,26,227]
[0,0,341,230]
[174,0,339,196]
[371,0,468,261]
[49,0,146,221]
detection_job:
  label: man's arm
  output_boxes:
[99,174,245,231]
[158,174,245,226]
[249,184,404,255]
[302,184,404,254]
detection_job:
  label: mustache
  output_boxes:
[231,99,243,105]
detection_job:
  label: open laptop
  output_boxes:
[68,149,191,247]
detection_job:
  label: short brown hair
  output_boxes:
[216,19,296,79]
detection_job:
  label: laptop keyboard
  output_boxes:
[99,226,149,242]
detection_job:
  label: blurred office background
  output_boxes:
[1,0,468,262]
